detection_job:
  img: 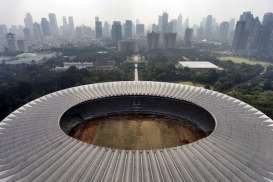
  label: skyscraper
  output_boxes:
[0,25,8,50]
[17,40,26,52]
[205,15,213,40]
[158,16,163,32]
[68,16,75,35]
[232,21,247,54]
[168,19,178,33]
[62,16,69,36]
[163,33,177,49]
[24,13,34,33]
[48,13,59,36]
[162,12,169,33]
[95,17,103,39]
[258,13,273,56]
[23,28,31,44]
[6,33,16,53]
[111,21,122,45]
[177,14,183,38]
[33,23,43,44]
[219,21,230,43]
[136,24,145,36]
[41,18,51,36]
[184,28,193,47]
[103,22,110,38]
[147,32,159,50]
[124,20,133,39]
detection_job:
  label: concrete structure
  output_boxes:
[177,61,223,70]
[124,20,133,40]
[111,21,122,45]
[6,33,16,53]
[118,40,138,53]
[219,21,230,43]
[147,32,160,50]
[163,33,177,49]
[41,18,51,37]
[184,28,194,48]
[95,17,103,39]
[48,13,59,37]
[136,24,145,36]
[55,62,94,71]
[0,81,273,181]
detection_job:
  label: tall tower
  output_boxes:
[6,33,16,53]
[184,28,193,47]
[219,21,230,43]
[111,21,122,45]
[41,18,51,36]
[68,16,75,35]
[103,21,110,38]
[162,12,169,33]
[124,20,133,39]
[48,13,59,36]
[24,13,34,32]
[33,23,43,44]
[147,32,159,50]
[95,17,103,39]
[177,14,183,38]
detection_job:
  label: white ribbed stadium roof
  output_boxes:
[0,81,273,182]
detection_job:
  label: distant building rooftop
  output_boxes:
[54,62,94,71]
[177,61,223,70]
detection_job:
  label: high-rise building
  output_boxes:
[177,14,183,38]
[151,24,158,32]
[17,40,26,52]
[232,21,247,54]
[162,12,169,33]
[158,16,163,32]
[229,19,236,33]
[136,24,145,36]
[124,20,133,39]
[0,25,8,49]
[62,16,69,35]
[41,18,51,36]
[24,13,34,33]
[111,21,122,45]
[219,21,230,43]
[205,15,213,40]
[232,11,267,56]
[184,28,193,47]
[163,33,177,49]
[48,13,59,36]
[33,23,43,44]
[23,28,31,45]
[258,13,273,57]
[168,19,178,33]
[95,17,103,39]
[6,33,16,53]
[118,40,138,53]
[68,16,75,34]
[147,32,159,50]
[103,22,110,38]
[262,13,273,26]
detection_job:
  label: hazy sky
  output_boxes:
[0,0,273,27]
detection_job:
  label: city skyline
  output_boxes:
[1,0,273,26]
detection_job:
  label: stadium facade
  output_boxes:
[0,81,273,181]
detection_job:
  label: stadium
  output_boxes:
[1,81,273,181]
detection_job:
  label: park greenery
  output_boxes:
[0,47,272,120]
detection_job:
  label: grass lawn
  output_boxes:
[218,56,272,67]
